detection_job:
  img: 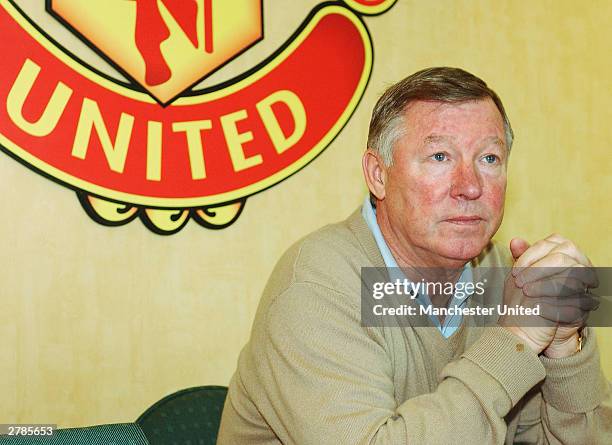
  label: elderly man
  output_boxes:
[217,68,611,444]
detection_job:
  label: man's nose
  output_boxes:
[450,162,483,200]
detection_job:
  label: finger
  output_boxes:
[544,233,567,244]
[530,294,600,311]
[523,276,588,297]
[513,238,562,271]
[555,310,591,328]
[510,238,530,261]
[516,258,594,288]
[548,240,591,267]
[516,290,598,327]
[563,265,599,289]
[536,303,588,325]
[538,235,594,268]
[515,255,578,286]
[551,305,593,326]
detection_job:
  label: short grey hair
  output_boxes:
[367,67,514,165]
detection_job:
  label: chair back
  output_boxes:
[136,385,228,445]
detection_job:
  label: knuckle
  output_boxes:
[533,239,552,249]
[549,252,569,264]
[560,240,576,251]
[547,233,565,242]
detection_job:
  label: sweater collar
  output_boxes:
[346,205,386,269]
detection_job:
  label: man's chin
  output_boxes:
[434,239,488,264]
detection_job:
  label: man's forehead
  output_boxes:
[402,98,506,137]
[403,98,499,119]
[423,134,505,147]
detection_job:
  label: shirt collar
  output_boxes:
[361,196,399,269]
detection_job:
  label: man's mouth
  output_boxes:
[444,216,484,225]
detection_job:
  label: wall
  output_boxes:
[1,0,610,426]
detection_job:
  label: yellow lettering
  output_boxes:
[146,121,162,181]
[220,109,261,172]
[256,90,306,154]
[72,98,134,173]
[172,120,212,180]
[6,58,72,137]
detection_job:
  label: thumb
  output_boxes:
[510,237,530,261]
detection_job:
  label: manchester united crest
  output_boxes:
[0,0,397,234]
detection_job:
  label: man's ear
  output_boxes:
[362,149,387,200]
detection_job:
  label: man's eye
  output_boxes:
[483,154,499,164]
[432,152,447,162]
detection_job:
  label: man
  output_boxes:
[218,68,611,444]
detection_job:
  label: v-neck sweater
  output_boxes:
[218,209,611,444]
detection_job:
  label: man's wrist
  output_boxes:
[543,331,581,359]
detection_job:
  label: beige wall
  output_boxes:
[1,0,610,427]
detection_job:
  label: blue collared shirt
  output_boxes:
[361,196,473,337]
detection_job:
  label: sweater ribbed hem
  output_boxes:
[539,327,609,413]
[462,327,546,405]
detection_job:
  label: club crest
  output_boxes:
[0,0,396,234]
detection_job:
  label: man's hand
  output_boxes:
[499,235,599,357]
[499,238,556,354]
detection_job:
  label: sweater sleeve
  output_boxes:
[251,281,547,445]
[511,327,612,444]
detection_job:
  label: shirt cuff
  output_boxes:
[539,327,609,413]
[462,326,546,406]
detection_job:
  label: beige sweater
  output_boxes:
[218,209,611,444]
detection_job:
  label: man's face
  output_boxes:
[381,98,508,264]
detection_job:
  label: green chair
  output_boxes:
[0,386,227,445]
[136,385,228,445]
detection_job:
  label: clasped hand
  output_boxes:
[499,234,599,358]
